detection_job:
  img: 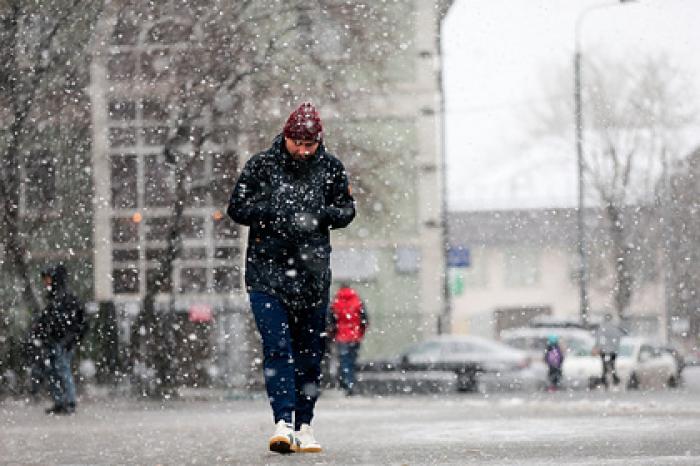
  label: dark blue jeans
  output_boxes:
[249,292,327,430]
[337,342,360,392]
[47,343,76,407]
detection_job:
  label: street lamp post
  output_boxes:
[574,0,635,326]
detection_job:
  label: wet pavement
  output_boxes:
[2,368,699,465]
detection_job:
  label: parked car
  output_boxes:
[616,337,679,389]
[357,335,534,392]
[500,327,602,389]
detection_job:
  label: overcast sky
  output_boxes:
[442,0,700,211]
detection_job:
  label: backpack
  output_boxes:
[546,347,562,368]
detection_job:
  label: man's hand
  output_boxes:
[293,212,322,233]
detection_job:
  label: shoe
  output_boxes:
[65,403,76,415]
[45,404,66,415]
[293,423,322,453]
[269,420,295,454]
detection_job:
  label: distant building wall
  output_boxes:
[449,209,666,339]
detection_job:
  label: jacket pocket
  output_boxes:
[298,241,331,273]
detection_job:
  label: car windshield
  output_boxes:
[566,338,593,356]
[406,341,442,358]
[619,343,635,357]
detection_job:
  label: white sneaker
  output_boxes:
[293,423,322,453]
[269,420,295,454]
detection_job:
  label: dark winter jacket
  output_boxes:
[227,135,355,311]
[35,264,88,350]
[329,287,368,343]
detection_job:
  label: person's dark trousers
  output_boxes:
[249,292,327,430]
[47,343,77,409]
[29,355,48,398]
[547,366,562,389]
[337,342,360,394]
[600,352,620,387]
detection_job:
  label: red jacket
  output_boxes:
[330,287,368,343]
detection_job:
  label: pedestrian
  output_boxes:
[36,264,88,415]
[594,313,625,389]
[329,284,368,395]
[227,101,355,454]
[544,334,564,391]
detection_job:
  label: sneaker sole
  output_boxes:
[292,445,322,453]
[269,436,293,454]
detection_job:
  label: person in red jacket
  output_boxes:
[329,285,368,395]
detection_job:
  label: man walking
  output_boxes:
[228,102,355,453]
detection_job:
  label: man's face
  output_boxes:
[285,137,319,161]
[42,275,52,290]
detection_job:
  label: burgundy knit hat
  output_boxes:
[283,102,323,142]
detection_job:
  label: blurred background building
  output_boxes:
[86,0,452,388]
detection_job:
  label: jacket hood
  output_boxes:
[335,287,359,301]
[41,264,68,293]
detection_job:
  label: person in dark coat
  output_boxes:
[228,102,355,454]
[36,264,87,415]
[329,285,368,395]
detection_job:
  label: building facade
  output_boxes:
[89,0,452,385]
[448,209,667,340]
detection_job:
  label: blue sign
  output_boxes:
[447,246,470,268]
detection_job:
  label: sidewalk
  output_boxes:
[3,388,700,465]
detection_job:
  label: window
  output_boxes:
[141,98,169,121]
[214,246,239,260]
[142,126,169,146]
[146,266,171,292]
[109,128,137,148]
[181,216,205,239]
[145,217,172,242]
[214,217,239,240]
[146,247,166,261]
[140,49,171,81]
[144,154,174,207]
[112,218,139,243]
[108,99,136,120]
[23,153,55,211]
[110,155,138,208]
[113,268,139,293]
[180,267,207,293]
[112,249,139,262]
[107,52,136,81]
[181,247,206,260]
[146,20,192,44]
[395,246,420,274]
[111,16,139,46]
[213,267,241,292]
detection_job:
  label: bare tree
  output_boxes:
[0,1,104,311]
[668,148,700,340]
[531,53,696,318]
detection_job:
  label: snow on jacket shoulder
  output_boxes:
[227,135,355,311]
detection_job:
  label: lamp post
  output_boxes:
[574,0,635,326]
